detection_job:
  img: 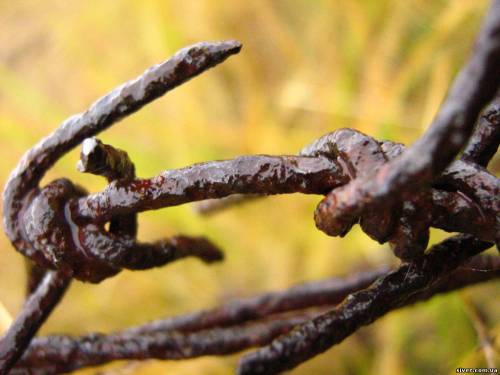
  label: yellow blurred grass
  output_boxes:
[0,299,13,335]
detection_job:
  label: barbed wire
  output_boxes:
[0,2,499,374]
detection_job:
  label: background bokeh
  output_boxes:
[0,1,498,374]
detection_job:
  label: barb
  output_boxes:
[313,1,500,242]
[72,131,498,254]
[195,99,500,245]
[80,139,226,274]
[0,271,70,374]
[78,137,136,182]
[2,40,242,262]
[78,137,138,238]
[85,234,224,270]
[237,235,493,375]
[0,42,240,369]
[12,253,499,374]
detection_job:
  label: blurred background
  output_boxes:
[0,0,498,374]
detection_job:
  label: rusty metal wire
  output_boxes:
[12,254,500,374]
[1,2,499,374]
[1,40,242,374]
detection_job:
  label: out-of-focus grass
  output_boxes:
[0,1,497,374]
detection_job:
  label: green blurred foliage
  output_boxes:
[0,1,498,374]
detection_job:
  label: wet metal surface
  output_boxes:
[1,4,499,372]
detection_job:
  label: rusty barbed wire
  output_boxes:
[2,40,241,282]
[68,130,497,251]
[12,254,500,374]
[1,1,499,374]
[237,235,494,374]
[0,40,242,374]
[0,270,70,373]
[194,120,498,257]
[312,1,500,247]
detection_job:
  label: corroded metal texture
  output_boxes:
[313,1,500,243]
[237,236,493,375]
[0,271,70,374]
[2,40,242,264]
[13,313,318,374]
[462,97,500,167]
[0,41,241,374]
[12,253,499,374]
[73,154,348,221]
[70,128,496,262]
[78,137,138,238]
[1,1,499,373]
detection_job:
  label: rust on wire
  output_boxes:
[237,236,494,375]
[313,0,500,244]
[0,40,241,375]
[2,40,242,272]
[13,254,499,374]
[1,1,500,374]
